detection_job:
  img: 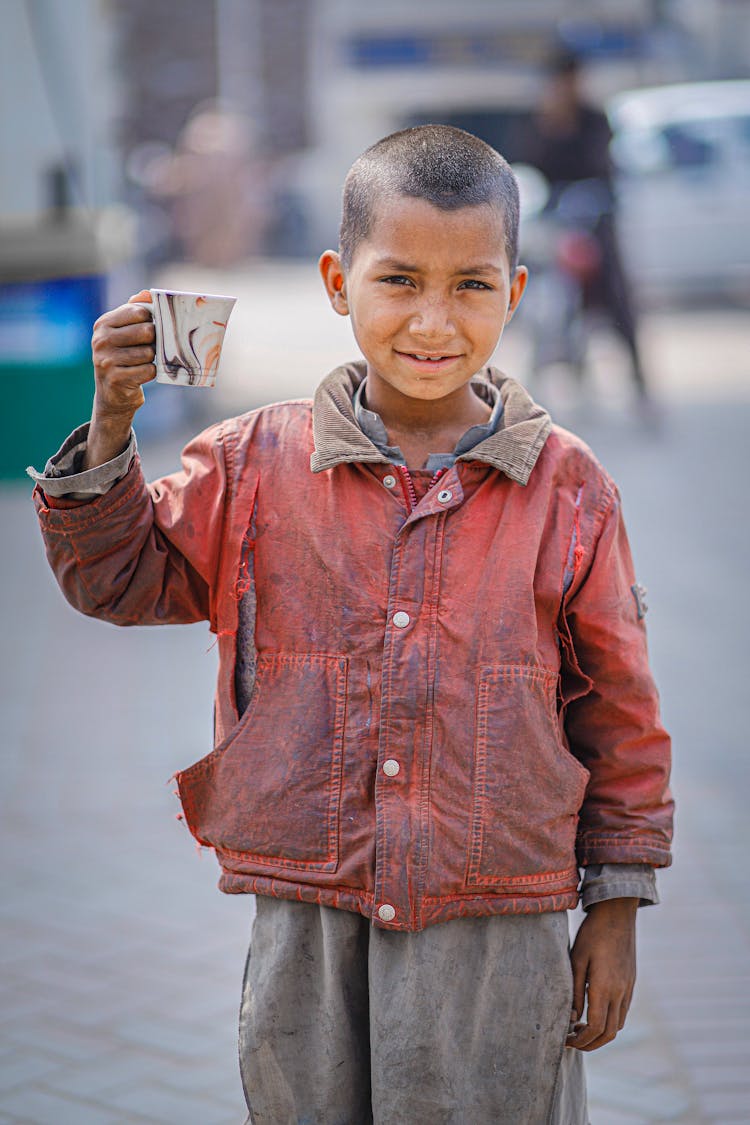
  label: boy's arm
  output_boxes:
[84,290,157,470]
[32,428,229,627]
[30,293,229,627]
[562,490,674,867]
[27,423,136,501]
[566,896,638,1052]
[559,488,673,1051]
[565,861,657,1051]
[28,290,154,502]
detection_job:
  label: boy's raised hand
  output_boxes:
[85,290,156,471]
[566,897,638,1052]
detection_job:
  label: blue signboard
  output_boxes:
[0,275,104,366]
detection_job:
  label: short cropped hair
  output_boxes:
[339,124,520,272]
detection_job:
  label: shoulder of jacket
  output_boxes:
[539,423,620,528]
[542,424,618,506]
[224,397,313,434]
[209,399,313,451]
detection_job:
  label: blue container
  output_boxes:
[0,274,105,480]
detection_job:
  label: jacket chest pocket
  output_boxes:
[466,664,589,890]
[177,653,348,872]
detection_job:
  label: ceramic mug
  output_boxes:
[136,288,237,387]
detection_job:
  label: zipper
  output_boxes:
[397,464,446,513]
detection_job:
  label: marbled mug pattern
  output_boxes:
[150,290,236,387]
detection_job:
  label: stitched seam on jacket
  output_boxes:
[375,534,406,914]
[415,513,444,924]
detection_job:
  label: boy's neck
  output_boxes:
[362,375,492,471]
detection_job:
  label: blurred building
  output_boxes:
[0,0,130,479]
[299,0,671,251]
[103,0,750,261]
[113,0,311,263]
[4,0,750,264]
[293,0,749,253]
[2,0,748,477]
[0,0,122,220]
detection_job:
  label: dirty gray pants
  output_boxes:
[239,898,587,1124]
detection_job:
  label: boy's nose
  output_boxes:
[409,298,456,342]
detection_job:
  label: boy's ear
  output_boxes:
[319,250,349,316]
[505,265,529,323]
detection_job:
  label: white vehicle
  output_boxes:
[607,80,750,301]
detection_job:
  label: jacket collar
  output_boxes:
[310,360,551,486]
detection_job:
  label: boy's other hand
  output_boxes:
[566,897,638,1052]
[86,291,156,470]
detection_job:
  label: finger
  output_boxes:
[105,362,157,385]
[96,302,154,330]
[128,289,153,304]
[578,1002,621,1052]
[93,323,155,366]
[107,345,156,368]
[567,994,608,1051]
[570,953,588,1029]
[107,321,156,347]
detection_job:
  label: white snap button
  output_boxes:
[437,489,453,503]
[383,474,397,489]
[378,904,396,922]
[382,759,400,777]
[393,611,410,629]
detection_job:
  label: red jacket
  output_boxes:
[34,364,673,931]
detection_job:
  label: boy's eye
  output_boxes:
[380,275,415,287]
[458,278,493,291]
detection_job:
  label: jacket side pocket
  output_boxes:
[176,653,348,872]
[466,664,589,890]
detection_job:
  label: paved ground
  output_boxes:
[2,263,750,1123]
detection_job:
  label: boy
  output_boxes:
[30,125,673,1124]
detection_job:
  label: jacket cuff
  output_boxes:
[26,423,136,500]
[580,863,658,910]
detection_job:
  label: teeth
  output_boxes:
[414,354,441,361]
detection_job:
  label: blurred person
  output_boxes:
[29,125,672,1124]
[147,102,272,267]
[525,51,652,406]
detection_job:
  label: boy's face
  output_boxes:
[320,195,527,405]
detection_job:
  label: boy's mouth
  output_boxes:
[398,351,460,367]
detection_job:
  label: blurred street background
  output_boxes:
[2,2,750,1123]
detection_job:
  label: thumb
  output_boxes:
[128,289,153,304]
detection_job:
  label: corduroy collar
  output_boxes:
[310,360,551,486]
